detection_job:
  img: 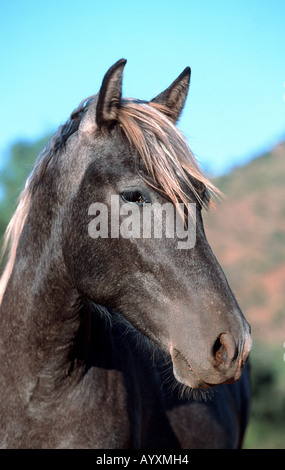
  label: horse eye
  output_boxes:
[121,190,148,205]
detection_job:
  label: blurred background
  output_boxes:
[0,0,284,448]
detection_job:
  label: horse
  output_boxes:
[0,59,251,449]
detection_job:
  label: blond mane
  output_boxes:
[0,129,66,303]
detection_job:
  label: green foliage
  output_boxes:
[0,135,51,244]
[244,343,285,448]
[0,134,51,274]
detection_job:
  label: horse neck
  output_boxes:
[0,187,87,397]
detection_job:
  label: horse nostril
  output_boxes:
[212,333,237,368]
[213,336,227,366]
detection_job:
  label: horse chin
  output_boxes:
[171,348,211,390]
[172,367,211,390]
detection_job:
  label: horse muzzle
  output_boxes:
[170,327,252,389]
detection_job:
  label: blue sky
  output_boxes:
[0,0,284,175]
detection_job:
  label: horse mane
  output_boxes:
[0,95,220,303]
[0,97,95,303]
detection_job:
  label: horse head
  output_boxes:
[52,60,251,389]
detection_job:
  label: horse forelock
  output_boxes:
[117,99,220,209]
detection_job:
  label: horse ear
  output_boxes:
[96,59,127,129]
[150,67,191,123]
